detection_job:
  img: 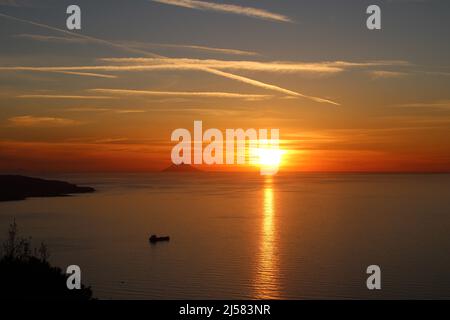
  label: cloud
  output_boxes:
[114,109,147,114]
[0,65,117,79]
[65,107,112,112]
[52,71,117,79]
[89,88,271,100]
[90,138,132,144]
[118,41,259,56]
[8,115,80,127]
[7,64,337,103]
[100,57,344,74]
[3,59,406,106]
[65,107,147,114]
[18,94,114,100]
[394,100,450,109]
[101,57,409,73]
[13,33,92,44]
[202,68,339,105]
[15,34,258,56]
[151,0,293,23]
[0,62,340,74]
[0,13,337,104]
[153,44,257,56]
[2,58,409,106]
[0,13,163,58]
[1,59,408,76]
[369,70,408,79]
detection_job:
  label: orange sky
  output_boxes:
[0,1,449,173]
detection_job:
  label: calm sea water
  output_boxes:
[1,173,450,299]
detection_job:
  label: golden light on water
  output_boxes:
[254,176,280,299]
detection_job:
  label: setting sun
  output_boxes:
[252,147,286,175]
[256,148,284,167]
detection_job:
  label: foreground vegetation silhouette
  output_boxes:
[0,220,93,300]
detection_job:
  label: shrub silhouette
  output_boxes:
[0,220,93,300]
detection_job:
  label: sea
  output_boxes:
[1,172,449,299]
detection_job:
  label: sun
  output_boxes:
[256,148,284,167]
[248,142,286,175]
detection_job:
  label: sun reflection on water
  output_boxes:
[254,176,280,299]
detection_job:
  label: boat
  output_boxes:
[149,234,170,243]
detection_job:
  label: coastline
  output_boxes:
[0,175,95,202]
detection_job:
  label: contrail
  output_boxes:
[0,12,339,105]
[151,0,293,23]
[0,13,162,58]
[206,68,339,105]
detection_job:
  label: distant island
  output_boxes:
[0,175,95,202]
[162,163,201,173]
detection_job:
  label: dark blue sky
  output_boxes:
[1,0,449,64]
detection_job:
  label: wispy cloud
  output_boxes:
[65,107,147,114]
[65,107,112,112]
[100,58,342,74]
[15,34,258,56]
[89,89,271,100]
[8,115,80,127]
[13,33,92,44]
[1,65,341,104]
[101,57,409,74]
[202,68,339,105]
[117,41,259,56]
[0,13,163,58]
[114,109,147,114]
[53,71,117,79]
[1,59,409,75]
[151,0,293,23]
[18,94,114,100]
[394,100,450,109]
[0,62,339,74]
[3,59,408,106]
[369,70,408,79]
[0,13,338,104]
[2,59,410,106]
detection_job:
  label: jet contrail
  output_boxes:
[0,13,162,58]
[0,12,339,105]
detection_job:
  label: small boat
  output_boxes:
[149,234,170,243]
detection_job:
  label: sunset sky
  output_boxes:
[0,0,449,173]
